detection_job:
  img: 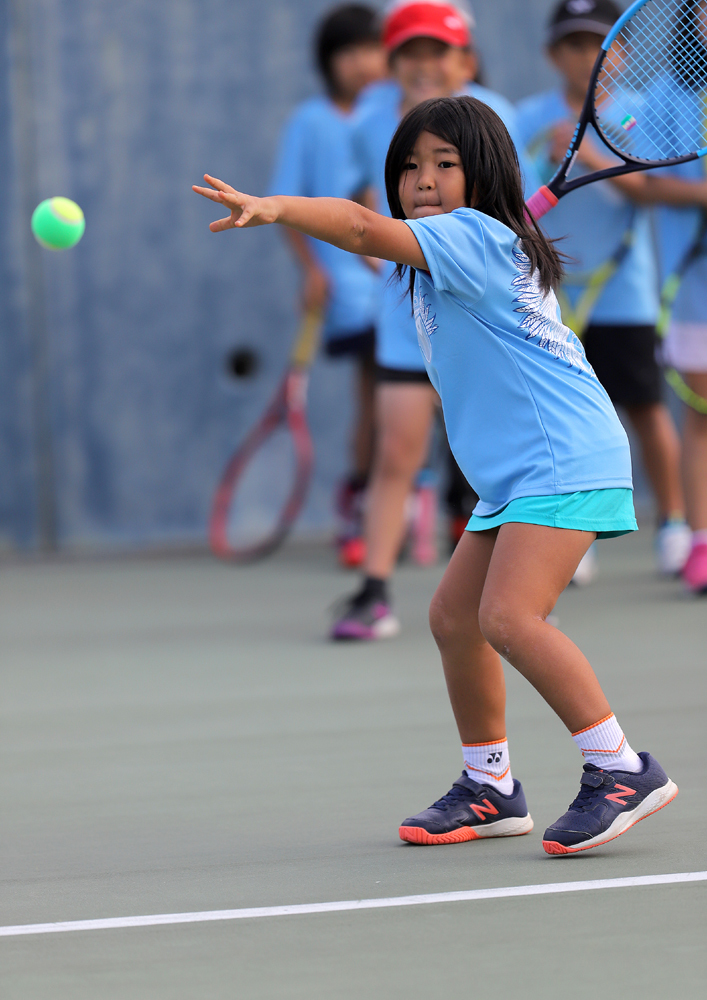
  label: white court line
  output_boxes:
[1,871,705,938]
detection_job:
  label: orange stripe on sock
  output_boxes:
[581,737,626,755]
[462,739,507,747]
[465,765,511,782]
[572,713,615,738]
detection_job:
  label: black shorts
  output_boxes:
[324,326,375,359]
[583,324,662,407]
[376,365,430,384]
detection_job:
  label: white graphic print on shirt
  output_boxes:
[413,289,438,363]
[511,246,594,375]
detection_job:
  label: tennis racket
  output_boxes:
[526,0,707,221]
[209,309,322,561]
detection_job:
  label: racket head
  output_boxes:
[592,0,707,166]
[209,376,315,561]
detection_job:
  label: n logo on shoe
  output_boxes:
[470,798,500,821]
[605,783,637,805]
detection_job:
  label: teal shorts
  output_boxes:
[466,488,637,539]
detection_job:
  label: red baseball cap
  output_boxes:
[383,2,473,53]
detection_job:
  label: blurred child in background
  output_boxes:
[517,0,692,582]
[650,0,707,594]
[331,0,539,640]
[269,5,386,567]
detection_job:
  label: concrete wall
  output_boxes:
[1,1,613,552]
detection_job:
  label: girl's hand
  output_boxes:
[192,174,279,231]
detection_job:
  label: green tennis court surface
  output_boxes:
[1,530,705,998]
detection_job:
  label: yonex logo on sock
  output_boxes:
[487,752,503,764]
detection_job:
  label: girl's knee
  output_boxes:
[478,597,539,655]
[478,600,513,654]
[429,594,476,649]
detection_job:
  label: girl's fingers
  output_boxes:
[234,206,254,227]
[209,216,238,232]
[192,185,225,203]
[203,174,236,194]
[217,190,244,207]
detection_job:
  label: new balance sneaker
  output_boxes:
[682,541,707,594]
[542,752,678,856]
[330,590,400,641]
[399,772,534,845]
[655,520,691,575]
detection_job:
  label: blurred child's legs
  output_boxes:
[583,323,689,573]
[681,372,707,532]
[430,523,608,742]
[681,372,707,592]
[624,402,683,519]
[352,345,377,481]
[364,379,437,577]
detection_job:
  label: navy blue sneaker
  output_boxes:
[399,772,533,845]
[543,752,678,855]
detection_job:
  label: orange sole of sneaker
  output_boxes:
[398,817,534,845]
[542,783,679,855]
[399,825,481,845]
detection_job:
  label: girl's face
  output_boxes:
[398,130,467,219]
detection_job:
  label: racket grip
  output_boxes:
[525,186,559,222]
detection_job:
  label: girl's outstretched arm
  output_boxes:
[192,174,426,270]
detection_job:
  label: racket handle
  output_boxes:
[525,185,559,222]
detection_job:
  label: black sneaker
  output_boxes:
[399,772,533,845]
[543,752,678,855]
[330,591,400,641]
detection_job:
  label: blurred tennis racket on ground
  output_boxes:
[209,309,322,561]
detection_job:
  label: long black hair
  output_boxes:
[384,96,563,295]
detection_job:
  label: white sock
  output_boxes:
[572,713,643,773]
[462,738,514,795]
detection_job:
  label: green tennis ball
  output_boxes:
[31,197,85,250]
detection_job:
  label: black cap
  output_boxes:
[547,0,621,47]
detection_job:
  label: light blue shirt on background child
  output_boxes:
[516,89,659,325]
[405,208,634,512]
[270,96,378,341]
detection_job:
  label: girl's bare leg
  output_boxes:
[364,382,437,578]
[429,529,506,743]
[478,522,610,733]
[682,373,707,532]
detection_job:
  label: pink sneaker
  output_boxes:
[682,542,707,595]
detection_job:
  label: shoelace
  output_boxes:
[567,766,615,813]
[431,781,478,811]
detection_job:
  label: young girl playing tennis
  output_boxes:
[193,95,678,854]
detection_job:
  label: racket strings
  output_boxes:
[593,0,707,162]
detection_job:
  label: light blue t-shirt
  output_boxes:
[516,89,658,325]
[352,81,540,371]
[270,96,378,340]
[405,208,633,514]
